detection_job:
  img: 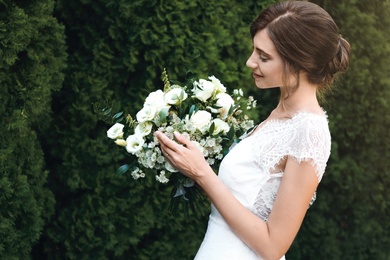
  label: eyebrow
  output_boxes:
[255,47,272,58]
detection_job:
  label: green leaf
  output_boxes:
[159,107,169,124]
[209,122,215,136]
[112,111,124,123]
[116,164,130,175]
[189,104,196,118]
[227,126,235,140]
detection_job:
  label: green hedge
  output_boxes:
[1,0,388,259]
[37,0,275,259]
[0,0,66,258]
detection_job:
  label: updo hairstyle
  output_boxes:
[250,1,350,91]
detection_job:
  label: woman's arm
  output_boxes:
[156,131,318,259]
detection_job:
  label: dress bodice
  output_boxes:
[195,112,331,259]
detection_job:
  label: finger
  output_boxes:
[173,132,194,149]
[156,131,180,151]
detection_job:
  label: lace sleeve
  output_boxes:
[287,116,331,182]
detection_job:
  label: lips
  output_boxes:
[252,72,263,79]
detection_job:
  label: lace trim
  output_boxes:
[250,112,331,221]
[251,112,331,182]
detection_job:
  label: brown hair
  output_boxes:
[250,1,350,92]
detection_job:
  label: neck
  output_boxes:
[275,79,321,118]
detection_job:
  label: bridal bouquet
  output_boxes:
[106,69,255,212]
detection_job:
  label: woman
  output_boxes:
[156,1,350,259]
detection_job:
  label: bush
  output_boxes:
[36,0,275,258]
[0,0,66,258]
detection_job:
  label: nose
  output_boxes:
[246,53,257,69]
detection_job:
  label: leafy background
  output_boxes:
[0,0,389,259]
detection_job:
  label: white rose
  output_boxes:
[164,87,188,105]
[211,118,230,135]
[114,139,127,147]
[136,105,157,123]
[107,123,125,139]
[135,121,153,136]
[144,90,166,108]
[125,134,145,154]
[190,110,212,133]
[215,93,235,119]
[192,79,215,102]
[208,75,226,93]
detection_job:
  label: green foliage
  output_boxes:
[0,0,66,258]
[37,0,275,258]
[287,1,390,259]
[6,0,385,258]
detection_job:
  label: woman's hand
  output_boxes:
[155,131,212,182]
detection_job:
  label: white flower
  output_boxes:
[131,167,145,180]
[191,140,206,155]
[164,161,178,173]
[190,110,212,133]
[209,76,226,93]
[136,105,157,123]
[107,123,124,139]
[192,79,215,102]
[144,90,166,107]
[164,87,188,105]
[125,134,145,154]
[211,118,230,135]
[114,139,127,147]
[135,122,153,136]
[215,93,235,119]
[156,171,169,183]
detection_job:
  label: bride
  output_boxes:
[156,1,350,259]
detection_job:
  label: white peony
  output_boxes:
[209,76,226,94]
[136,105,157,123]
[190,110,212,133]
[211,118,230,135]
[192,79,215,102]
[135,121,153,136]
[215,93,235,119]
[164,87,188,105]
[125,134,145,154]
[107,123,125,139]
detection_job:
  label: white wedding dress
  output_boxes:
[194,111,331,260]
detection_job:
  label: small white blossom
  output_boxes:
[156,171,169,183]
[131,167,145,180]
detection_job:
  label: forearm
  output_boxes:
[196,169,283,259]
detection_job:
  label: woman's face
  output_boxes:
[246,29,286,89]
